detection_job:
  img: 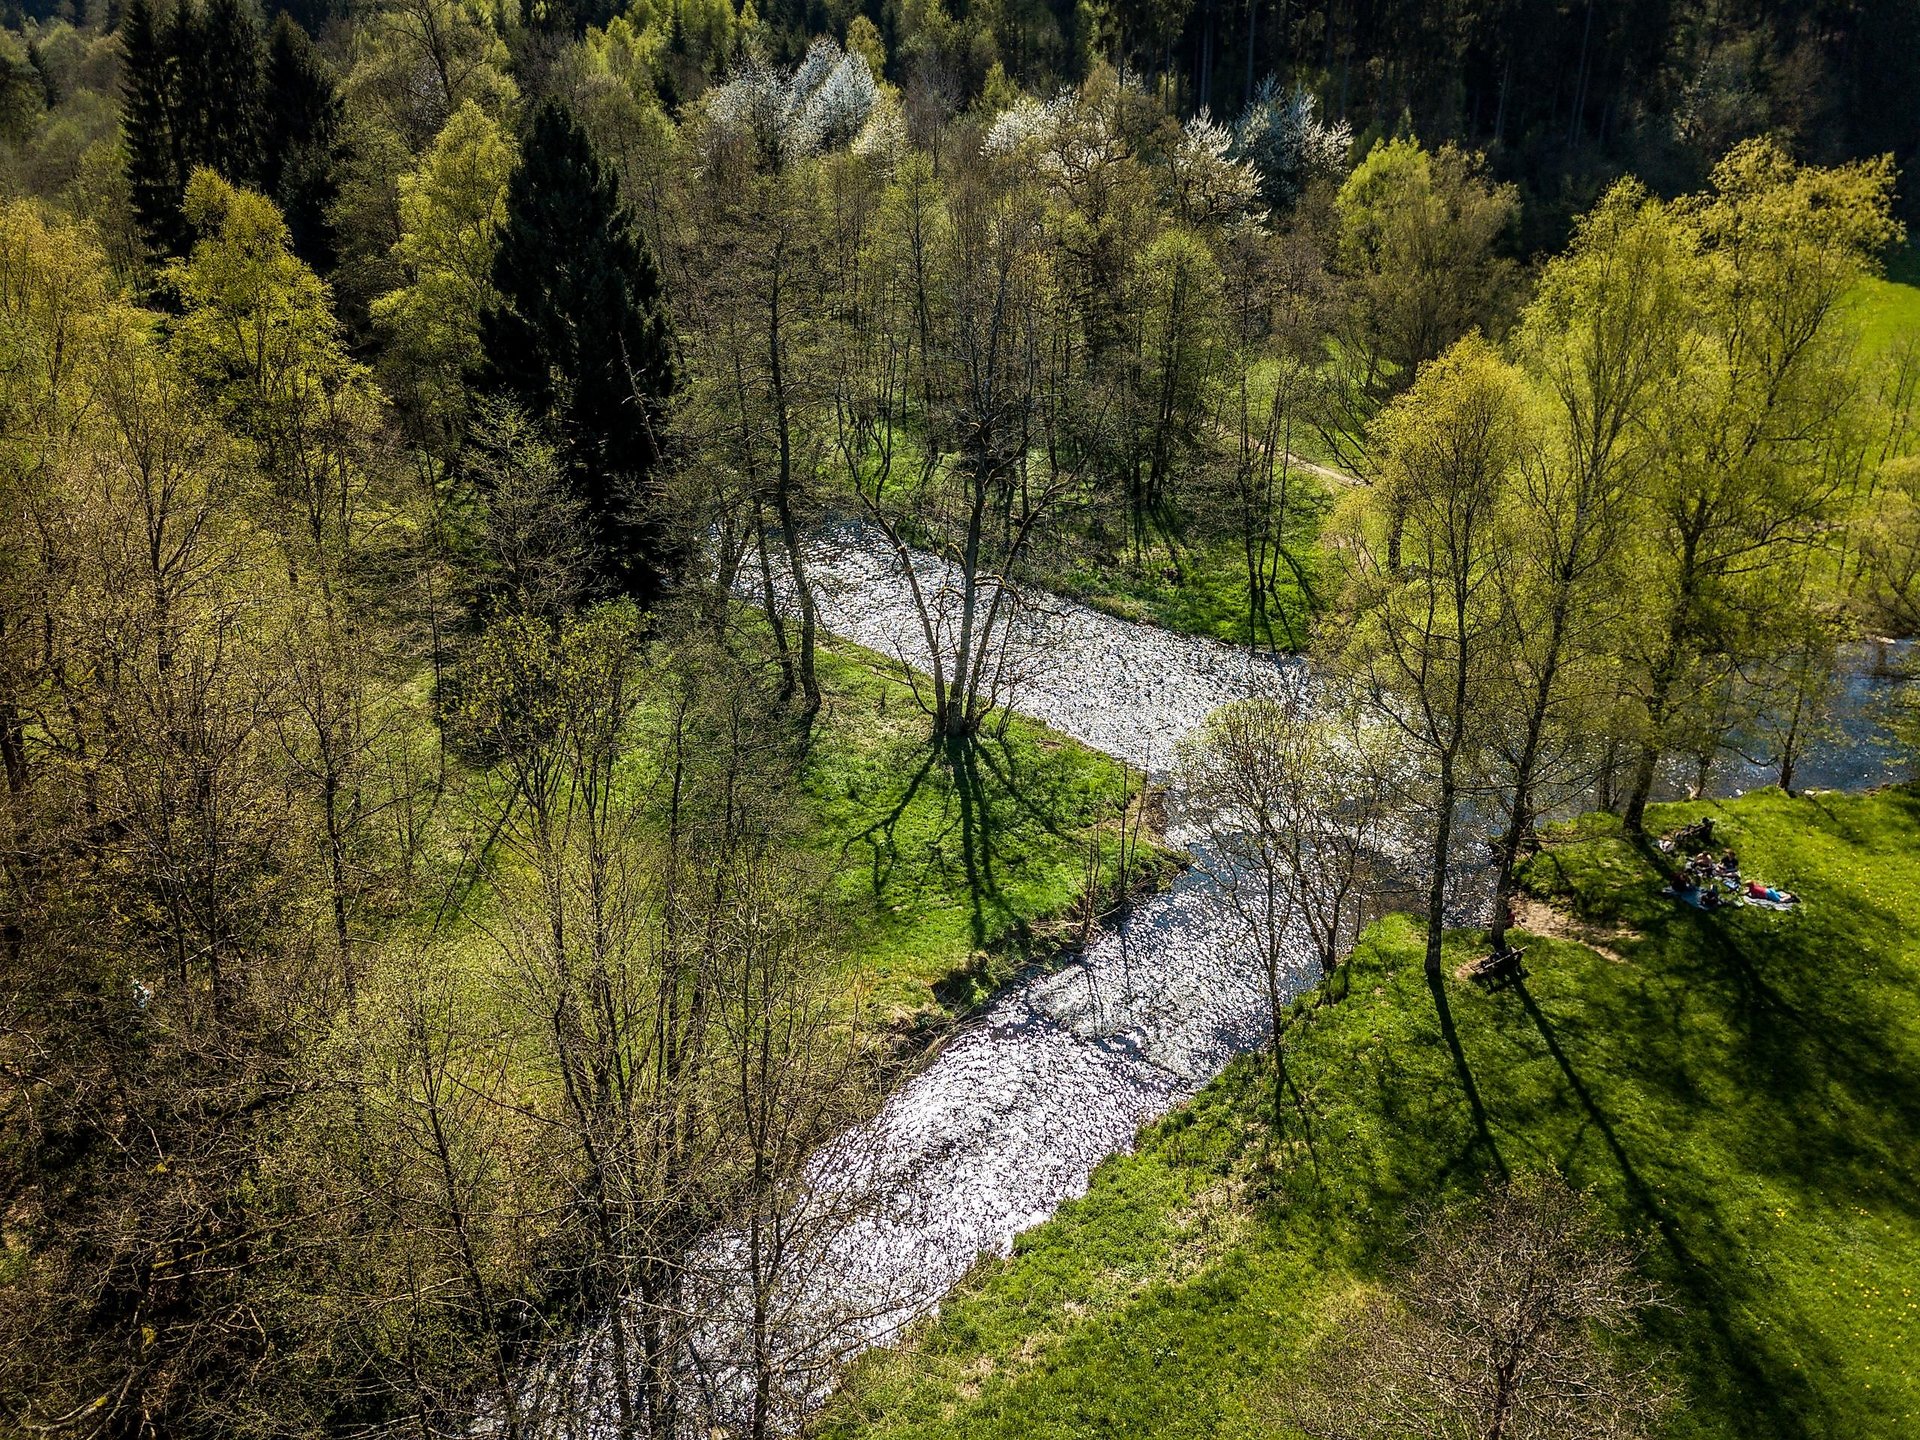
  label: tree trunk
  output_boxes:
[1490,596,1571,949]
[1625,621,1685,832]
[1426,752,1456,981]
[767,245,821,720]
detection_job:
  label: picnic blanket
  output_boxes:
[1661,885,1799,912]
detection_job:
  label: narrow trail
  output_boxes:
[1282,449,1359,488]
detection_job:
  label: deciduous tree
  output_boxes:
[1328,333,1525,980]
[1620,141,1899,830]
[1485,180,1687,945]
[1276,1172,1672,1440]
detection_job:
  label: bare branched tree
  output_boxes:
[834,147,1078,739]
[1177,693,1399,1124]
[1276,1172,1673,1440]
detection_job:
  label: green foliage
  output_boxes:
[846,13,886,75]
[453,603,642,762]
[580,10,670,95]
[1048,528,1322,649]
[167,169,370,439]
[373,99,514,435]
[119,0,181,255]
[259,16,342,274]
[117,1,337,266]
[170,0,264,191]
[1615,139,1901,822]
[0,31,40,143]
[8,8,1920,1433]
[343,0,517,153]
[1333,137,1519,383]
[824,785,1920,1440]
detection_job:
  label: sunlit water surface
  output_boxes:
[542,524,1911,1434]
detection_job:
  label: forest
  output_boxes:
[1,0,1918,1436]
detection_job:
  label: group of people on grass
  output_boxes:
[1659,819,1800,910]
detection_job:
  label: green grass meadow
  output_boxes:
[820,786,1920,1440]
[1046,529,1324,652]
[800,637,1166,1025]
[1852,271,1920,357]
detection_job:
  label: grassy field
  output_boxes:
[1851,270,1920,357]
[1044,528,1325,652]
[801,636,1166,1025]
[819,785,1920,1440]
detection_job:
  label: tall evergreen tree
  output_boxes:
[479,101,679,604]
[121,0,185,257]
[175,0,265,188]
[260,15,343,274]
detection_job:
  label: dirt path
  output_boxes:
[1283,450,1359,488]
[1510,894,1642,963]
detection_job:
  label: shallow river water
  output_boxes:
[616,523,1324,1427]
[555,523,1912,1433]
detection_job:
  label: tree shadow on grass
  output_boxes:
[1511,975,1822,1437]
[844,746,940,901]
[967,730,1085,842]
[839,727,1126,1008]
[1627,804,1920,1205]
[1427,969,1508,1184]
[1503,870,1920,1440]
[947,734,1005,953]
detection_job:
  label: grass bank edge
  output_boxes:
[819,783,1920,1440]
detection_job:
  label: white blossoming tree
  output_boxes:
[1234,79,1352,214]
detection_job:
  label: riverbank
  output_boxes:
[817,785,1920,1440]
[802,635,1170,1033]
[1035,524,1326,654]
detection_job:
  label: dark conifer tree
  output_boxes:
[121,0,186,257]
[479,101,680,604]
[175,0,265,187]
[260,15,342,273]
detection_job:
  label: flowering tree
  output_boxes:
[1234,79,1350,214]
[703,38,879,172]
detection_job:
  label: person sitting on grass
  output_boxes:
[1680,817,1715,849]
[1687,853,1725,889]
[1662,878,1704,907]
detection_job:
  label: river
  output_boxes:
[547,522,1912,1436]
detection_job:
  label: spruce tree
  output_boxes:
[176,0,265,188]
[479,101,679,604]
[260,15,342,274]
[121,0,185,257]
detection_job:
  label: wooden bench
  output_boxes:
[1466,946,1528,988]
